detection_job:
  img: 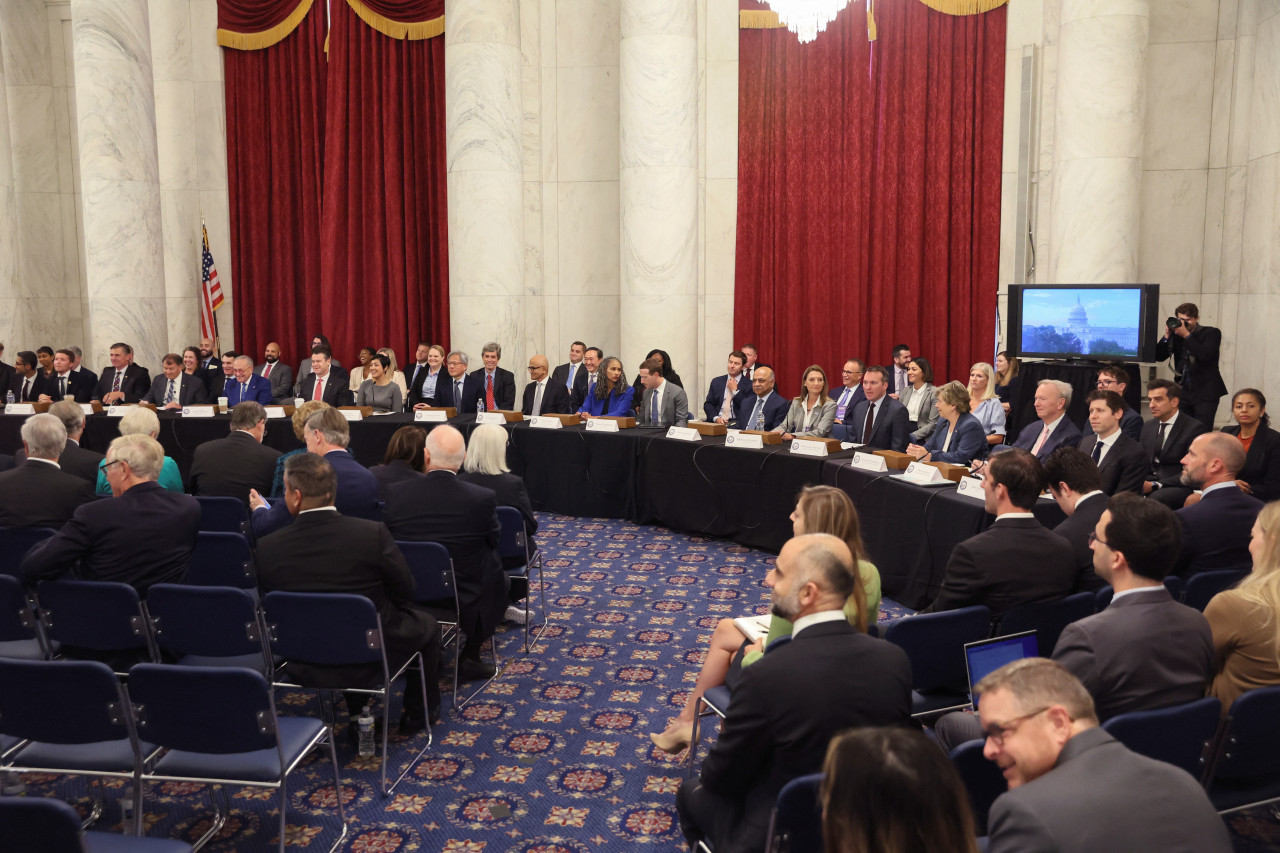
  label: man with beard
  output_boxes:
[197,336,220,388]
[260,341,294,403]
[1171,432,1262,576]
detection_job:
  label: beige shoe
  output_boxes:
[649,720,694,754]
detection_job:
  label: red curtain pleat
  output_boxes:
[735,1,1005,395]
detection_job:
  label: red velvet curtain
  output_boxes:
[735,1,1005,394]
[319,0,450,367]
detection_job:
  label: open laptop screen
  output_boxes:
[966,631,1038,707]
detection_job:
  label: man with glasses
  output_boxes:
[434,351,482,412]
[521,354,572,416]
[977,658,1229,853]
[829,358,867,430]
[1093,365,1142,441]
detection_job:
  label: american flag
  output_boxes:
[200,225,224,340]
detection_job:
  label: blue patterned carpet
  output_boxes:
[15,513,1280,851]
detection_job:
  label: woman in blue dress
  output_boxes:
[578,356,634,417]
[906,381,987,466]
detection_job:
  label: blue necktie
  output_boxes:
[749,397,765,429]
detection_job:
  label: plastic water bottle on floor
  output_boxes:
[357,704,376,757]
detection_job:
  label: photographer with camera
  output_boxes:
[1155,302,1226,429]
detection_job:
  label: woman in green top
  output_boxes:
[94,405,184,495]
[650,485,880,753]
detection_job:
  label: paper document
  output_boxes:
[733,615,771,643]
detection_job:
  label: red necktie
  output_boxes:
[263,363,272,378]
[486,373,496,410]
[313,375,323,401]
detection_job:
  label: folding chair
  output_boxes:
[883,606,991,716]
[764,772,824,853]
[1207,685,1280,813]
[0,795,193,853]
[146,584,270,674]
[1102,696,1221,782]
[261,591,432,795]
[128,663,346,852]
[1183,569,1249,612]
[496,506,550,652]
[949,738,1006,837]
[193,496,251,539]
[0,526,57,578]
[186,531,257,592]
[1162,575,1185,601]
[995,593,1094,657]
[0,574,50,660]
[1094,585,1114,612]
[36,580,156,674]
[686,635,792,775]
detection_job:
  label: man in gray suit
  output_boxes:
[979,658,1230,853]
[637,357,688,428]
[260,341,294,403]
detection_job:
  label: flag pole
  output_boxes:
[201,212,223,357]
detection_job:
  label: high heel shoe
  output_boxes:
[649,720,694,754]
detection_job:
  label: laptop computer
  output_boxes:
[964,630,1038,709]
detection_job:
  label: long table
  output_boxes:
[0,412,1063,609]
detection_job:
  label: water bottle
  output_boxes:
[357,704,375,757]
[476,398,485,415]
[4,390,13,405]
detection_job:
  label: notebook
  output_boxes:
[965,630,1038,707]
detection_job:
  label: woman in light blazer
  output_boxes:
[907,381,988,466]
[899,356,938,443]
[775,364,837,439]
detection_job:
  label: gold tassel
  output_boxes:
[739,9,784,29]
[346,0,445,40]
[918,0,1009,15]
[738,0,1008,32]
[867,0,877,40]
[217,0,315,50]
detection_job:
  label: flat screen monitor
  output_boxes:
[966,631,1038,708]
[1006,284,1161,362]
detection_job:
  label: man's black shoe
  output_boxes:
[399,712,427,736]
[458,657,497,681]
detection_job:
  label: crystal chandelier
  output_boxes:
[765,0,854,44]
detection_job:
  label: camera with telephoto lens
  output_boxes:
[1166,316,1183,331]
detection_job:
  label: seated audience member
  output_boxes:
[1223,388,1280,502]
[188,401,281,505]
[578,347,603,401]
[1077,389,1147,495]
[979,659,1231,853]
[296,346,355,407]
[259,341,294,403]
[734,366,789,431]
[907,380,986,465]
[1142,378,1208,507]
[921,449,1075,615]
[821,728,980,853]
[703,350,750,425]
[0,413,94,528]
[651,485,881,755]
[740,343,759,380]
[1093,365,1143,441]
[255,453,442,732]
[578,356,635,418]
[435,351,483,412]
[355,353,403,413]
[36,346,55,379]
[94,406,183,495]
[208,351,236,400]
[23,434,201,595]
[142,352,211,408]
[270,400,330,497]
[522,354,573,416]
[886,343,912,397]
[773,364,835,439]
[42,400,104,483]
[223,354,272,407]
[1043,446,1109,592]
[1005,379,1081,459]
[967,361,1008,448]
[629,348,683,414]
[637,357,691,428]
[471,341,517,411]
[370,425,426,501]
[295,333,342,382]
[1205,500,1280,710]
[676,533,912,853]
[92,342,150,404]
[0,453,11,471]
[551,340,589,408]
[836,366,909,450]
[384,425,506,681]
[935,493,1214,750]
[347,346,376,393]
[1173,432,1263,576]
[378,348,408,400]
[900,356,938,442]
[9,351,51,402]
[37,349,93,403]
[249,407,378,537]
[994,350,1022,416]
[828,358,867,432]
[407,342,446,409]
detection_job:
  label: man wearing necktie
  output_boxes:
[887,344,911,399]
[92,342,150,404]
[830,359,867,427]
[224,355,273,407]
[1141,378,1207,507]
[578,347,602,409]
[703,350,749,424]
[1077,389,1148,496]
[835,366,909,451]
[10,351,46,403]
[143,353,210,409]
[522,354,573,416]
[259,341,294,403]
[469,342,516,411]
[39,349,87,403]
[638,358,689,428]
[735,366,787,431]
[552,341,589,407]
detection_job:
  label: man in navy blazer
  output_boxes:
[734,366,789,431]
[1076,390,1147,495]
[829,359,867,431]
[141,353,211,408]
[91,342,151,404]
[703,350,751,423]
[435,351,483,412]
[0,414,95,528]
[1094,366,1143,441]
[249,408,378,538]
[37,349,94,403]
[293,347,354,407]
[8,351,53,402]
[223,355,273,407]
[1172,432,1263,576]
[469,342,517,411]
[1005,379,1082,460]
[836,366,909,451]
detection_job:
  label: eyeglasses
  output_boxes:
[526,366,541,372]
[1086,531,1110,548]
[99,459,124,475]
[981,706,1050,746]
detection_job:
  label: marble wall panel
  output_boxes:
[447,43,524,174]
[1055,11,1149,162]
[23,295,79,351]
[188,0,221,83]
[1149,0,1221,43]
[1002,47,1022,176]
[539,69,557,181]
[707,0,738,61]
[556,0,620,66]
[46,4,66,88]
[149,0,192,82]
[192,80,226,189]
[1005,0,1044,47]
[523,180,543,294]
[557,294,621,358]
[450,295,525,369]
[1221,0,1240,37]
[1060,0,1151,26]
[154,79,197,190]
[0,300,25,353]
[619,288,699,371]
[1233,292,1269,393]
[620,37,697,168]
[1037,45,1058,175]
[1250,17,1280,160]
[556,66,619,182]
[1229,34,1255,166]
[1209,39,1235,169]
[1240,152,1276,295]
[449,0,521,48]
[1218,290,1239,393]
[165,295,200,351]
[522,64,541,178]
[702,292,734,371]
[1,0,52,87]
[80,178,165,299]
[59,193,79,300]
[519,0,539,67]
[1049,157,1143,282]
[85,295,167,369]
[1138,169,1208,291]
[52,87,75,194]
[539,0,556,66]
[1202,167,1227,293]
[446,169,525,296]
[621,167,697,296]
[704,177,736,296]
[160,187,200,300]
[9,86,59,193]
[706,60,737,181]
[557,180,619,296]
[540,181,559,297]
[16,192,64,299]
[998,171,1018,290]
[1220,164,1248,293]
[1144,42,1214,170]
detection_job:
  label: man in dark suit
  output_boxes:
[293,346,354,407]
[223,355,273,407]
[255,453,442,730]
[40,400,104,483]
[435,350,484,413]
[91,342,151,404]
[829,358,867,432]
[259,342,294,403]
[733,366,789,431]
[69,345,97,390]
[677,533,912,853]
[1005,379,1082,460]
[0,341,12,397]
[1076,390,1146,495]
[384,425,506,681]
[573,347,602,409]
[1093,366,1142,441]
[979,659,1230,853]
[550,341,588,409]
[293,334,342,388]
[141,353,211,409]
[470,342,516,411]
[1154,301,1228,428]
[248,407,378,538]
[1172,432,1263,576]
[196,336,221,389]
[37,349,94,403]
[207,351,236,400]
[921,449,1076,615]
[8,351,52,403]
[885,344,911,398]
[1043,446,1110,592]
[703,350,750,424]
[189,401,281,505]
[1141,378,1207,507]
[405,341,435,409]
[22,434,200,594]
[522,354,573,416]
[0,413,94,528]
[637,358,690,428]
[836,366,909,451]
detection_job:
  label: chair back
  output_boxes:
[1215,685,1280,781]
[194,495,250,536]
[147,583,264,661]
[0,796,92,853]
[767,772,824,853]
[883,606,991,693]
[1102,696,1221,780]
[996,592,1094,656]
[949,739,1006,836]
[1183,569,1249,612]
[1162,575,1185,601]
[496,506,528,565]
[37,579,153,656]
[1094,585,1114,612]
[0,574,40,646]
[262,591,384,667]
[396,540,458,606]
[128,663,279,755]
[0,527,57,577]
[0,658,130,745]
[187,531,256,589]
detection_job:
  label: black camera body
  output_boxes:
[1166,316,1183,331]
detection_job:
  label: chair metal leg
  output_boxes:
[381,652,435,796]
[523,552,551,654]
[188,784,229,853]
[276,776,287,853]
[324,731,349,852]
[83,776,105,828]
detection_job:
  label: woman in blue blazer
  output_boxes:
[578,356,635,417]
[906,380,987,466]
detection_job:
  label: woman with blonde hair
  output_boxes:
[94,406,183,494]
[269,400,330,497]
[966,361,1006,448]
[1204,500,1280,710]
[906,380,987,466]
[774,364,837,439]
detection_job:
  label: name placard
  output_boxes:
[80,403,96,416]
[530,416,563,429]
[666,426,701,442]
[414,409,448,423]
[584,417,619,433]
[105,405,131,417]
[182,406,216,418]
[790,438,827,457]
[4,403,35,415]
[265,406,288,419]
[340,409,363,421]
[902,461,945,485]
[475,411,506,425]
[725,430,763,450]
[955,476,987,501]
[849,451,888,472]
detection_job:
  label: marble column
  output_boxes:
[1049,0,1149,283]
[0,20,19,352]
[620,0,698,390]
[70,0,167,371]
[446,0,525,365]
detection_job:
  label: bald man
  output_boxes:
[521,354,573,416]
[1171,432,1263,576]
[260,341,295,403]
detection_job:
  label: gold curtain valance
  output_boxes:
[740,0,1007,29]
[346,0,445,40]
[217,0,313,50]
